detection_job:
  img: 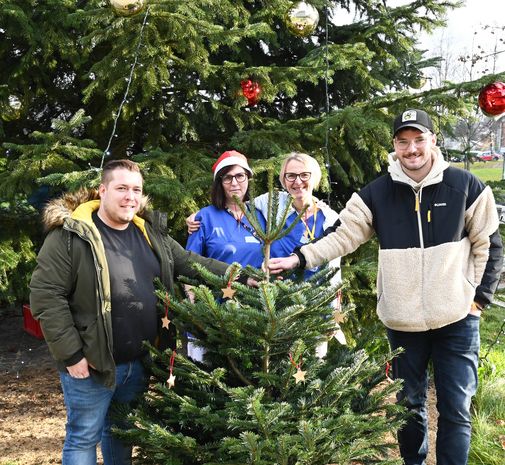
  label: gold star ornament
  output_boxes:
[167,373,176,389]
[221,286,236,299]
[333,311,345,324]
[293,368,306,384]
[161,315,171,329]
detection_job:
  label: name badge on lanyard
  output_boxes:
[300,203,318,244]
[299,233,311,244]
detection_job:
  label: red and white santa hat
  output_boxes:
[212,150,253,179]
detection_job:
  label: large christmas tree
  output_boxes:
[3,0,504,303]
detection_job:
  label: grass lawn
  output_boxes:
[469,294,505,465]
[433,167,505,464]
[451,161,505,182]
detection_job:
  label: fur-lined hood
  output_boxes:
[42,189,149,231]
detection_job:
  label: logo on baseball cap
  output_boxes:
[393,109,433,136]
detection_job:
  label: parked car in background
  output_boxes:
[448,151,477,163]
[447,150,464,162]
[476,150,501,161]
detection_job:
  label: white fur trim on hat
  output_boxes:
[212,150,252,179]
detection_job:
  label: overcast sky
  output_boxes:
[334,0,505,80]
[434,0,503,42]
[420,0,505,76]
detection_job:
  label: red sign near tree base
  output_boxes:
[22,304,44,339]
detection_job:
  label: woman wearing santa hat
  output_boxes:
[187,151,340,280]
[184,150,267,361]
[185,150,266,268]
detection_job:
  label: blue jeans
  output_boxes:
[387,314,480,465]
[59,360,147,465]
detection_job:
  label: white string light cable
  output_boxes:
[323,1,333,205]
[99,6,151,169]
[318,1,429,202]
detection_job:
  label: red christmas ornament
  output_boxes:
[478,82,505,117]
[240,79,261,105]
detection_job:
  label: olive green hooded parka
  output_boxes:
[29,190,229,388]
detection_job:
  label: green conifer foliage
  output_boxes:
[116,187,406,464]
[3,0,489,211]
[127,348,405,464]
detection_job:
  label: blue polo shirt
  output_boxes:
[186,205,266,268]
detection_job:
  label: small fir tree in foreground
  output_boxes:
[118,190,406,464]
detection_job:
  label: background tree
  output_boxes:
[423,18,505,169]
[451,116,493,169]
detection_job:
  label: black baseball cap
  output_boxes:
[393,109,434,137]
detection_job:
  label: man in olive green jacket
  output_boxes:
[29,159,239,465]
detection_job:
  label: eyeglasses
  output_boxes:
[395,135,430,150]
[284,172,311,182]
[221,172,248,184]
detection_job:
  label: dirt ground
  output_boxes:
[0,306,437,465]
[0,307,66,465]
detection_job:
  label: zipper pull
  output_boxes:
[427,210,431,223]
[415,194,420,212]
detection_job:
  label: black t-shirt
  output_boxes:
[93,212,161,364]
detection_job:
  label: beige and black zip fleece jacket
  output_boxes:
[294,148,503,332]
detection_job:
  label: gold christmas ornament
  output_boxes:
[110,0,145,17]
[410,73,427,90]
[333,311,345,324]
[161,315,171,329]
[285,2,319,37]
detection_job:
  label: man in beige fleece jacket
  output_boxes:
[268,109,503,465]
